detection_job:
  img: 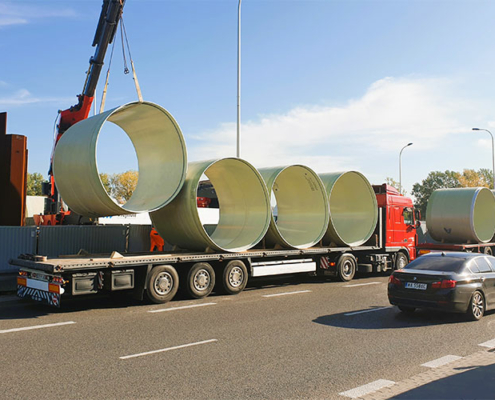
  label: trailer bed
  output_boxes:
[11,245,380,273]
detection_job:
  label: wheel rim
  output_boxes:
[193,269,210,291]
[398,255,407,269]
[155,272,173,295]
[229,266,244,288]
[342,260,353,277]
[472,292,484,318]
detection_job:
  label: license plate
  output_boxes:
[405,282,427,290]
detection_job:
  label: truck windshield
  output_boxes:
[405,257,466,273]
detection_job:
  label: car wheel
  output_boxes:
[185,262,215,299]
[467,290,485,321]
[337,254,356,282]
[398,306,415,314]
[146,265,179,304]
[395,252,408,270]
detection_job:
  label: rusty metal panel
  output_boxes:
[0,134,28,226]
[38,225,127,257]
[0,226,37,273]
[0,112,6,135]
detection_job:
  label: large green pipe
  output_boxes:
[426,187,495,243]
[319,171,378,247]
[150,158,271,252]
[53,102,187,217]
[258,165,329,249]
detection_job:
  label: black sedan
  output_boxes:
[388,252,495,320]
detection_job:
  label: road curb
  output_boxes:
[359,349,495,399]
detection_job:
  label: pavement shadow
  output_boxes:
[312,306,482,330]
[0,293,144,320]
[392,362,495,399]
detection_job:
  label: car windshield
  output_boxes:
[404,256,466,273]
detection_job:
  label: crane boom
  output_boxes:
[44,0,125,222]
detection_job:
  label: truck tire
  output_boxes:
[337,254,356,282]
[185,262,215,299]
[146,265,179,304]
[218,260,248,295]
[483,247,493,256]
[394,252,408,270]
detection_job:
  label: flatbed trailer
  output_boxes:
[12,185,419,307]
[10,236,406,307]
[417,242,495,256]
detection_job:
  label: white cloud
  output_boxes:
[188,76,479,174]
[0,89,72,106]
[0,3,76,27]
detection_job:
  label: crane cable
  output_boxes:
[99,36,116,114]
[99,15,143,114]
[120,16,143,103]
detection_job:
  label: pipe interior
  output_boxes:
[329,173,377,245]
[107,103,186,212]
[272,166,328,247]
[203,159,270,251]
[473,189,495,242]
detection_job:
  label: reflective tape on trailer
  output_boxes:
[17,285,61,308]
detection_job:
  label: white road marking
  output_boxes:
[344,282,382,288]
[262,290,312,298]
[479,338,495,349]
[0,321,76,334]
[148,303,216,313]
[344,306,392,316]
[339,379,395,398]
[120,339,218,360]
[421,355,462,368]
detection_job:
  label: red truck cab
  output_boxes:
[373,184,418,262]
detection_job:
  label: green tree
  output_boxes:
[411,170,461,217]
[26,172,44,196]
[109,170,138,204]
[99,173,112,195]
[385,177,406,195]
[458,168,493,189]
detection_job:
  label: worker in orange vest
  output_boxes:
[150,227,165,252]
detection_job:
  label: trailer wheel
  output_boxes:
[186,262,215,299]
[394,252,408,270]
[484,247,493,256]
[337,254,356,282]
[146,265,179,304]
[218,260,248,295]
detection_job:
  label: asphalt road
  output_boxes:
[1,273,495,399]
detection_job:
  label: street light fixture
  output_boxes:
[472,128,495,190]
[399,142,413,194]
[236,0,242,158]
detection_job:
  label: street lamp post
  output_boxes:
[399,142,413,194]
[236,0,242,158]
[472,128,495,190]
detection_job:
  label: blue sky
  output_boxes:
[2,0,495,194]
